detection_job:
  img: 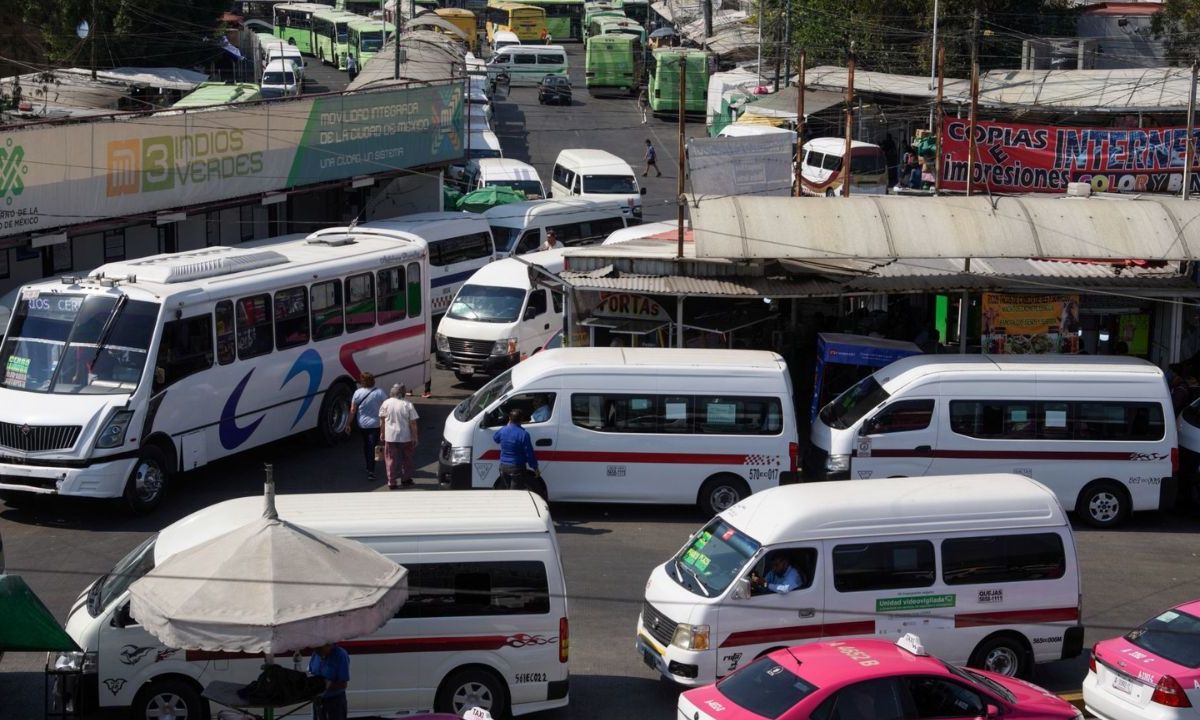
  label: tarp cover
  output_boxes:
[0,575,80,652]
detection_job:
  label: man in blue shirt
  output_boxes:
[530,395,551,423]
[752,555,804,594]
[308,642,350,720]
[493,409,539,490]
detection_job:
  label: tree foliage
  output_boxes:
[16,0,229,70]
[1151,0,1200,65]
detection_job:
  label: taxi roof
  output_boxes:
[767,639,945,686]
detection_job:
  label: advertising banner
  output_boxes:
[940,118,1200,195]
[982,292,1080,354]
[687,133,795,198]
[0,83,464,238]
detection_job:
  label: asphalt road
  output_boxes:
[3,43,1200,720]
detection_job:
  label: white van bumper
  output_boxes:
[0,457,136,499]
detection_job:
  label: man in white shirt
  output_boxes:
[379,384,419,489]
[540,229,561,251]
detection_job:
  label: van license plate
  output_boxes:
[458,365,474,376]
[1111,675,1133,695]
[642,648,657,670]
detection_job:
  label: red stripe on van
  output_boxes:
[718,621,874,649]
[338,322,426,378]
[870,449,1140,461]
[954,607,1080,628]
[478,449,750,464]
[183,635,512,661]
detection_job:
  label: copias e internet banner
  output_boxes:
[939,118,1200,194]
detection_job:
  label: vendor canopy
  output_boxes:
[691,194,1200,262]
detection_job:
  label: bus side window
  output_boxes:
[406,262,422,317]
[215,300,235,365]
[345,273,376,333]
[236,294,273,360]
[274,286,310,350]
[310,280,344,341]
[376,266,407,324]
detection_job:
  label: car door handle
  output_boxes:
[914,445,932,453]
[536,439,552,447]
[798,608,816,618]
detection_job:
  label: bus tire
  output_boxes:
[1076,479,1128,528]
[124,446,170,515]
[436,666,509,719]
[968,633,1031,679]
[317,381,353,446]
[131,677,208,720]
[698,474,750,517]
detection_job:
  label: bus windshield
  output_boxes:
[447,284,526,323]
[359,30,384,50]
[0,293,158,395]
[819,374,889,430]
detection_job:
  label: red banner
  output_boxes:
[939,118,1200,194]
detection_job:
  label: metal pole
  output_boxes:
[1184,58,1198,201]
[966,10,979,197]
[756,0,764,85]
[783,0,792,83]
[934,45,945,194]
[90,0,98,80]
[795,49,806,197]
[677,56,686,259]
[843,44,855,197]
[927,0,939,130]
[676,297,684,347]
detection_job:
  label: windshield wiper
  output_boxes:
[678,561,710,597]
[90,295,128,368]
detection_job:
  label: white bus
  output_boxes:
[0,234,430,513]
[330,213,497,319]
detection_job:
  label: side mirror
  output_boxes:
[110,603,134,629]
[861,417,880,436]
[983,705,1000,720]
[640,187,647,195]
[731,576,752,601]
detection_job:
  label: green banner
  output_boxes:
[876,594,956,613]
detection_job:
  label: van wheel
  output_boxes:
[124,446,169,515]
[131,678,208,720]
[317,382,352,446]
[1076,480,1128,528]
[969,634,1030,679]
[698,474,750,516]
[824,188,835,197]
[436,667,509,719]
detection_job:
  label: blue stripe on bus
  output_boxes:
[431,267,485,288]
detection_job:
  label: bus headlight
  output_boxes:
[95,411,135,449]
[825,454,850,473]
[671,623,710,651]
[435,333,450,353]
[448,446,472,465]
[492,337,518,356]
[53,651,98,673]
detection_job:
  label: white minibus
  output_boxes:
[799,137,887,196]
[807,355,1178,528]
[550,148,645,221]
[0,235,429,513]
[260,59,301,98]
[438,347,800,513]
[487,45,568,86]
[55,490,569,719]
[328,213,497,318]
[1176,398,1200,508]
[462,158,547,200]
[484,198,629,256]
[637,474,1083,686]
[435,249,565,380]
[492,30,521,53]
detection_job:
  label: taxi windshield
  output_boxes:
[671,519,760,597]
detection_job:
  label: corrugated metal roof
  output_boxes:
[805,65,969,100]
[691,194,1200,262]
[740,86,844,119]
[347,31,465,91]
[562,271,843,297]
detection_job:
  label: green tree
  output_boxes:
[1151,0,1200,65]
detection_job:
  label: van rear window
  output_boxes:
[941,533,1066,585]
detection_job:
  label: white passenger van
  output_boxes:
[484,198,629,256]
[332,213,496,318]
[1176,399,1200,508]
[492,30,521,53]
[435,249,565,379]
[0,235,429,512]
[449,130,505,182]
[261,39,306,85]
[487,45,568,86]
[438,348,800,513]
[799,137,888,196]
[550,149,645,221]
[260,58,301,98]
[807,355,1177,528]
[56,490,569,719]
[462,158,547,199]
[637,474,1083,687]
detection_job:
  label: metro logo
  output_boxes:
[106,139,141,197]
[140,136,175,192]
[105,130,262,197]
[0,138,29,205]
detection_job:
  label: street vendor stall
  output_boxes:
[810,333,921,421]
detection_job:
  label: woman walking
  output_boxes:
[348,372,385,481]
[379,384,420,489]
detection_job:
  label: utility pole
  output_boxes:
[934,45,945,194]
[966,9,980,197]
[783,0,792,83]
[677,55,686,258]
[795,49,805,197]
[843,43,855,197]
[1184,57,1197,201]
[927,0,939,129]
[90,0,98,80]
[756,0,764,86]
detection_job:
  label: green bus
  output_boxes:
[337,0,380,15]
[615,0,648,27]
[347,16,394,66]
[272,2,332,54]
[172,82,262,108]
[313,9,358,67]
[518,0,585,40]
[648,47,708,115]
[583,3,622,37]
[594,14,645,43]
[584,33,642,94]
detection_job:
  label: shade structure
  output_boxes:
[0,575,80,652]
[129,480,407,656]
[649,27,679,39]
[457,186,527,213]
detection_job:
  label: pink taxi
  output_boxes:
[1083,600,1200,720]
[678,636,1081,720]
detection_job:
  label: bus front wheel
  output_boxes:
[124,446,169,515]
